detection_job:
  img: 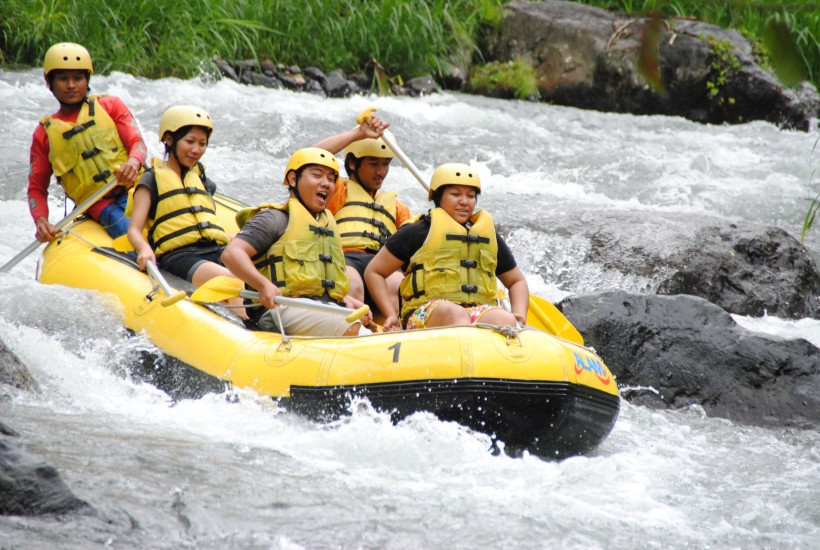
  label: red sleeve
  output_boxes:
[27,124,53,221]
[98,96,147,166]
[326,180,348,214]
[395,199,412,227]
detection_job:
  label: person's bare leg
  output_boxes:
[476,307,518,327]
[345,266,365,303]
[425,301,470,328]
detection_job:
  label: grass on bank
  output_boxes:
[1,0,816,91]
[0,0,504,80]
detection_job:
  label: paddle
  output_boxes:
[356,107,429,192]
[192,276,371,324]
[1,176,120,273]
[145,260,186,307]
[527,294,584,345]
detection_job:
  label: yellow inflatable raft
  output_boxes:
[36,194,619,459]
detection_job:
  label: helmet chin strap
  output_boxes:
[290,180,309,211]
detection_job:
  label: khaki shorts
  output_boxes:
[256,303,353,337]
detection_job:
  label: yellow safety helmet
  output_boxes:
[344,137,394,159]
[283,147,339,185]
[428,163,481,200]
[159,105,213,140]
[43,42,93,76]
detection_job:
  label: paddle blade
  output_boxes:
[528,294,584,345]
[190,276,246,303]
[112,235,134,252]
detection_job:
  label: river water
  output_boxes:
[0,70,818,549]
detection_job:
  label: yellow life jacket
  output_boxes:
[41,95,133,204]
[249,198,349,304]
[400,208,499,320]
[148,158,229,256]
[334,179,398,253]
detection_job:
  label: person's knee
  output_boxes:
[431,302,469,326]
[479,308,517,326]
[346,267,364,300]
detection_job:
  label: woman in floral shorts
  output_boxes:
[365,163,529,332]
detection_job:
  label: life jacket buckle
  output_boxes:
[81,147,101,160]
[93,170,111,182]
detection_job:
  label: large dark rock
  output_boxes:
[506,208,820,320]
[0,438,90,515]
[657,225,820,319]
[483,0,819,129]
[560,290,820,429]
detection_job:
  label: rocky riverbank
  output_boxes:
[213,0,819,131]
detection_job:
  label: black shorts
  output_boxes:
[344,251,376,279]
[344,251,376,303]
[159,242,224,282]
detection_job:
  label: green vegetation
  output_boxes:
[1,0,816,91]
[575,0,820,89]
[0,0,504,80]
[703,35,741,107]
[469,59,539,100]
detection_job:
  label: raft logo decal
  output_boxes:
[573,352,611,385]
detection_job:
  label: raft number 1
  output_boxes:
[388,343,401,363]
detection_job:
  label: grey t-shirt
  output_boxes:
[234,208,289,254]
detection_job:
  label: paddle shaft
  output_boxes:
[1,176,120,273]
[382,129,429,192]
[238,289,366,321]
[356,107,428,192]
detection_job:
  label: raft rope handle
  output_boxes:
[475,322,522,346]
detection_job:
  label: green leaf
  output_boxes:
[761,18,808,87]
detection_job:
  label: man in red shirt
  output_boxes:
[28,42,147,242]
[314,114,412,313]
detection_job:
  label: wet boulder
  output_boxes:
[0,437,90,515]
[559,290,820,429]
[657,225,820,319]
[507,208,820,320]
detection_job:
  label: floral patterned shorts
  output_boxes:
[404,299,495,330]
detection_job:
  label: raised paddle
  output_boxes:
[145,260,186,307]
[1,176,120,273]
[356,107,429,192]
[192,276,371,324]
